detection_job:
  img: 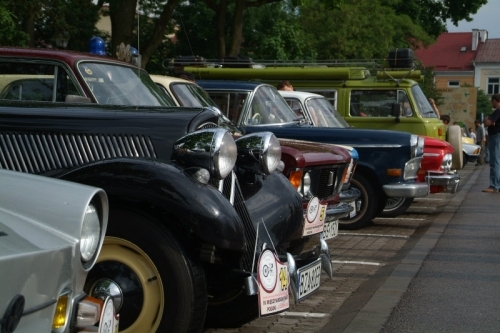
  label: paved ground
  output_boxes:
[204,163,480,333]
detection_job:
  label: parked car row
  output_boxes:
[0,45,468,333]
[0,47,359,332]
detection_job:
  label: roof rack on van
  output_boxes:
[166,48,425,84]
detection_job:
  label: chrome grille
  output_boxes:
[213,171,255,271]
[310,168,337,199]
[0,132,157,173]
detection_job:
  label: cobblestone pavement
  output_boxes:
[204,164,477,333]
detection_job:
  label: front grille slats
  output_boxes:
[309,167,337,199]
[0,132,157,173]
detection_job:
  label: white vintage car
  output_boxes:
[0,170,117,333]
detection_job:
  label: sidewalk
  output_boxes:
[341,163,491,332]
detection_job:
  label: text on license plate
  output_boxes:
[297,259,322,300]
[323,220,338,240]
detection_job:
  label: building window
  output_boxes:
[487,78,500,95]
[448,81,460,87]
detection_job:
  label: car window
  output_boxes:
[208,91,247,123]
[170,83,217,108]
[305,97,349,128]
[247,86,296,125]
[350,90,400,117]
[77,62,173,106]
[0,62,80,102]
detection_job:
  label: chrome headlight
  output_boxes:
[403,157,422,180]
[235,132,282,174]
[81,203,101,263]
[441,153,453,172]
[299,171,312,197]
[410,135,425,158]
[173,128,237,180]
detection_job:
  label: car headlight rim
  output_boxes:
[213,130,238,179]
[80,203,101,264]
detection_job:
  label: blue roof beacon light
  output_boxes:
[89,36,106,56]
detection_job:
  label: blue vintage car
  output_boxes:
[197,80,429,230]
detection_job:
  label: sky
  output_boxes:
[445,1,500,38]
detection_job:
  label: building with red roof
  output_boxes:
[415,30,487,90]
[473,38,500,95]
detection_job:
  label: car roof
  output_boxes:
[196,80,268,90]
[0,47,133,67]
[278,90,325,100]
[150,74,194,85]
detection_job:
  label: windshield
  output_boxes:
[246,85,297,125]
[412,85,438,118]
[305,97,350,128]
[78,62,174,106]
[171,83,218,108]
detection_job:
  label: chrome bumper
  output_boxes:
[326,202,353,220]
[383,182,429,198]
[338,187,361,202]
[425,172,460,193]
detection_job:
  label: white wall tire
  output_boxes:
[447,125,463,170]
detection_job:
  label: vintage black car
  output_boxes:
[0,48,333,331]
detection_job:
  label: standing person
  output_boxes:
[469,127,476,142]
[277,80,294,91]
[475,119,486,165]
[428,98,440,118]
[482,94,500,192]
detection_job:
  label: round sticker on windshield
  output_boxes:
[306,197,320,223]
[258,249,277,293]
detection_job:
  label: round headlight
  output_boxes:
[81,204,101,263]
[300,172,311,197]
[214,130,237,179]
[262,134,281,174]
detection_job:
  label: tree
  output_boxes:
[4,0,101,51]
[420,66,442,105]
[477,88,492,120]
[0,2,29,46]
[393,0,488,38]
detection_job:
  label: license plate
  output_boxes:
[323,220,338,240]
[297,259,322,300]
[349,201,357,218]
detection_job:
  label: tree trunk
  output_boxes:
[140,0,182,68]
[228,0,246,56]
[108,0,138,58]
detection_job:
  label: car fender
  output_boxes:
[58,158,246,252]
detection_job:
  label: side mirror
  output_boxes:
[391,103,401,123]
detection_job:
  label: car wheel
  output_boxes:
[379,197,414,217]
[85,210,207,333]
[447,125,463,170]
[339,173,378,230]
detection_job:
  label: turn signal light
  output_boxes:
[52,294,69,329]
[289,170,304,189]
[386,169,402,177]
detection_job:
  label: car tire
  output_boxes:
[379,197,414,217]
[447,125,463,170]
[85,209,207,333]
[339,173,378,230]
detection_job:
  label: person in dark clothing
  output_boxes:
[482,94,500,192]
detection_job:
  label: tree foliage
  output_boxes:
[477,88,492,120]
[2,0,101,51]
[0,0,491,68]
[0,2,29,46]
